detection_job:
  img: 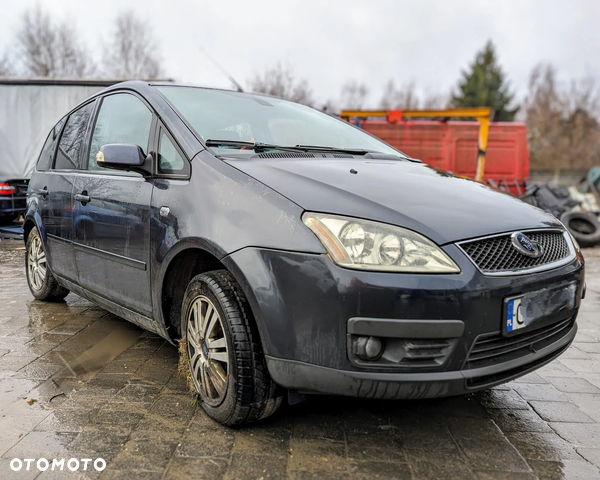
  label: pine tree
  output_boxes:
[451,41,518,121]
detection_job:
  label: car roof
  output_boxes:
[98,80,281,102]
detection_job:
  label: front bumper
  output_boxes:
[265,323,575,398]
[224,244,584,398]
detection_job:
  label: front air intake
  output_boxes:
[257,153,315,159]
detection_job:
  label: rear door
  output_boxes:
[38,102,95,282]
[72,92,154,316]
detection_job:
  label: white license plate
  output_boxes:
[504,282,577,336]
[506,297,525,333]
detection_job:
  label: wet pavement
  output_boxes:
[1,238,600,480]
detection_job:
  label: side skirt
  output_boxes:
[57,276,168,340]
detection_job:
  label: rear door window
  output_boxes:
[87,93,153,171]
[54,102,95,170]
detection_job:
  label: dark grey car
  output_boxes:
[24,81,585,426]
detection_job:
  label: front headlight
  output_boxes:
[302,212,460,273]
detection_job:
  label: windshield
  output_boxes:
[156,86,402,156]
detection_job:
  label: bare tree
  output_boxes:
[379,80,420,109]
[524,63,600,170]
[340,80,369,110]
[0,53,13,76]
[524,64,567,169]
[15,6,94,77]
[379,80,449,110]
[102,11,163,80]
[247,62,314,106]
[421,92,449,110]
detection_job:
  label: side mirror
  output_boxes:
[96,144,151,174]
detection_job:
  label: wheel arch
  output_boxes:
[157,243,270,353]
[23,212,45,247]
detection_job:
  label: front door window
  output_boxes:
[88,93,153,170]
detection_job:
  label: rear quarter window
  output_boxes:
[36,118,66,171]
[54,102,95,170]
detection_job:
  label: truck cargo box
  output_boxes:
[360,120,529,194]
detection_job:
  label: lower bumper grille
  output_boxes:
[466,343,571,389]
[464,317,574,370]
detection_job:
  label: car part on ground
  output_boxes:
[0,222,24,239]
[568,185,600,215]
[521,183,600,248]
[25,227,70,301]
[560,211,600,248]
[181,270,282,426]
[520,184,579,218]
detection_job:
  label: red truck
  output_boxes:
[342,110,529,195]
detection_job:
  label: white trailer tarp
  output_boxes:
[0,83,107,179]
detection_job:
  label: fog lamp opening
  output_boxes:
[352,336,384,361]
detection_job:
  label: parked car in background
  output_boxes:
[0,178,28,224]
[24,81,586,426]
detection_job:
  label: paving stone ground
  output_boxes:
[1,238,599,480]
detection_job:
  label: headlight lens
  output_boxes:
[302,213,460,273]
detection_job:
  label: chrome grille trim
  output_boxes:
[456,229,576,276]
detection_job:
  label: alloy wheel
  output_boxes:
[27,233,46,291]
[186,295,229,406]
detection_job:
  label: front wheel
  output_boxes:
[25,227,70,301]
[181,270,282,426]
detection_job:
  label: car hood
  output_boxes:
[223,157,561,245]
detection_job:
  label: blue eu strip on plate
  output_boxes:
[506,297,524,333]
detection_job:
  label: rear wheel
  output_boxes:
[25,227,70,301]
[181,270,282,426]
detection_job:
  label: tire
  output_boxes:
[25,227,70,301]
[560,211,600,248]
[181,270,283,426]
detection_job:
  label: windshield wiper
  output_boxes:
[294,145,369,155]
[205,139,306,153]
[205,140,372,156]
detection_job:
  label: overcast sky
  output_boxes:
[0,0,598,108]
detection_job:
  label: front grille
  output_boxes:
[464,317,574,370]
[459,230,570,274]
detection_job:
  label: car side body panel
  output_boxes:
[149,150,327,337]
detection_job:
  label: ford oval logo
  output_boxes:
[510,232,544,258]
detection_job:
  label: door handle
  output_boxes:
[38,187,48,198]
[74,191,90,205]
